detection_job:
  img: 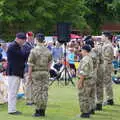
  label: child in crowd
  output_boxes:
[67,48,76,77]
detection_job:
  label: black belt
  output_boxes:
[84,77,92,80]
[77,77,92,80]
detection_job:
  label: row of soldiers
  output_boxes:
[26,31,114,118]
[6,31,114,117]
[78,31,114,118]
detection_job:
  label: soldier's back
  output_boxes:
[89,48,98,69]
[102,41,114,62]
[31,45,52,71]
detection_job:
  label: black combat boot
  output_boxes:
[90,109,95,115]
[107,99,114,105]
[33,109,41,117]
[80,113,90,118]
[39,109,45,117]
[96,103,102,111]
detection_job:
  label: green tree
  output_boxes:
[1,0,90,40]
[0,0,4,37]
[84,0,114,34]
[111,0,120,21]
[1,0,56,40]
[1,0,120,40]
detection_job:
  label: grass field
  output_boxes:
[0,82,120,120]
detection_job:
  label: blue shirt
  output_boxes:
[68,52,75,64]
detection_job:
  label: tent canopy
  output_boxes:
[53,34,82,39]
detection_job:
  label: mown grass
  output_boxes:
[0,82,120,120]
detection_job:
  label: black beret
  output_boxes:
[85,40,94,48]
[84,35,92,41]
[35,33,45,42]
[102,31,112,37]
[82,45,91,53]
[16,32,27,40]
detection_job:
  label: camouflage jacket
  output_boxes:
[28,43,52,72]
[78,55,93,79]
[95,43,104,65]
[89,48,99,70]
[102,40,114,64]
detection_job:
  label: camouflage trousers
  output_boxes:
[78,79,95,113]
[31,71,49,110]
[103,64,113,100]
[90,70,97,110]
[96,64,104,104]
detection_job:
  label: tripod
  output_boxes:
[49,43,75,86]
[63,43,75,86]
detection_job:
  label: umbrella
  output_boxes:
[70,34,82,39]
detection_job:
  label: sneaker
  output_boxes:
[9,111,22,115]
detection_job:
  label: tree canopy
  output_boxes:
[0,0,120,41]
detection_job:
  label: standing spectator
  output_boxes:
[22,31,35,105]
[7,32,27,115]
[23,32,35,60]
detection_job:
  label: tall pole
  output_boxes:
[64,42,67,85]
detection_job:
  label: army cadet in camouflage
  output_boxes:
[102,31,114,105]
[28,33,52,117]
[86,39,98,114]
[96,41,104,110]
[78,45,93,118]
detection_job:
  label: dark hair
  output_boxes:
[84,35,92,41]
[82,45,91,53]
[35,33,45,42]
[85,40,94,48]
[102,31,113,41]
